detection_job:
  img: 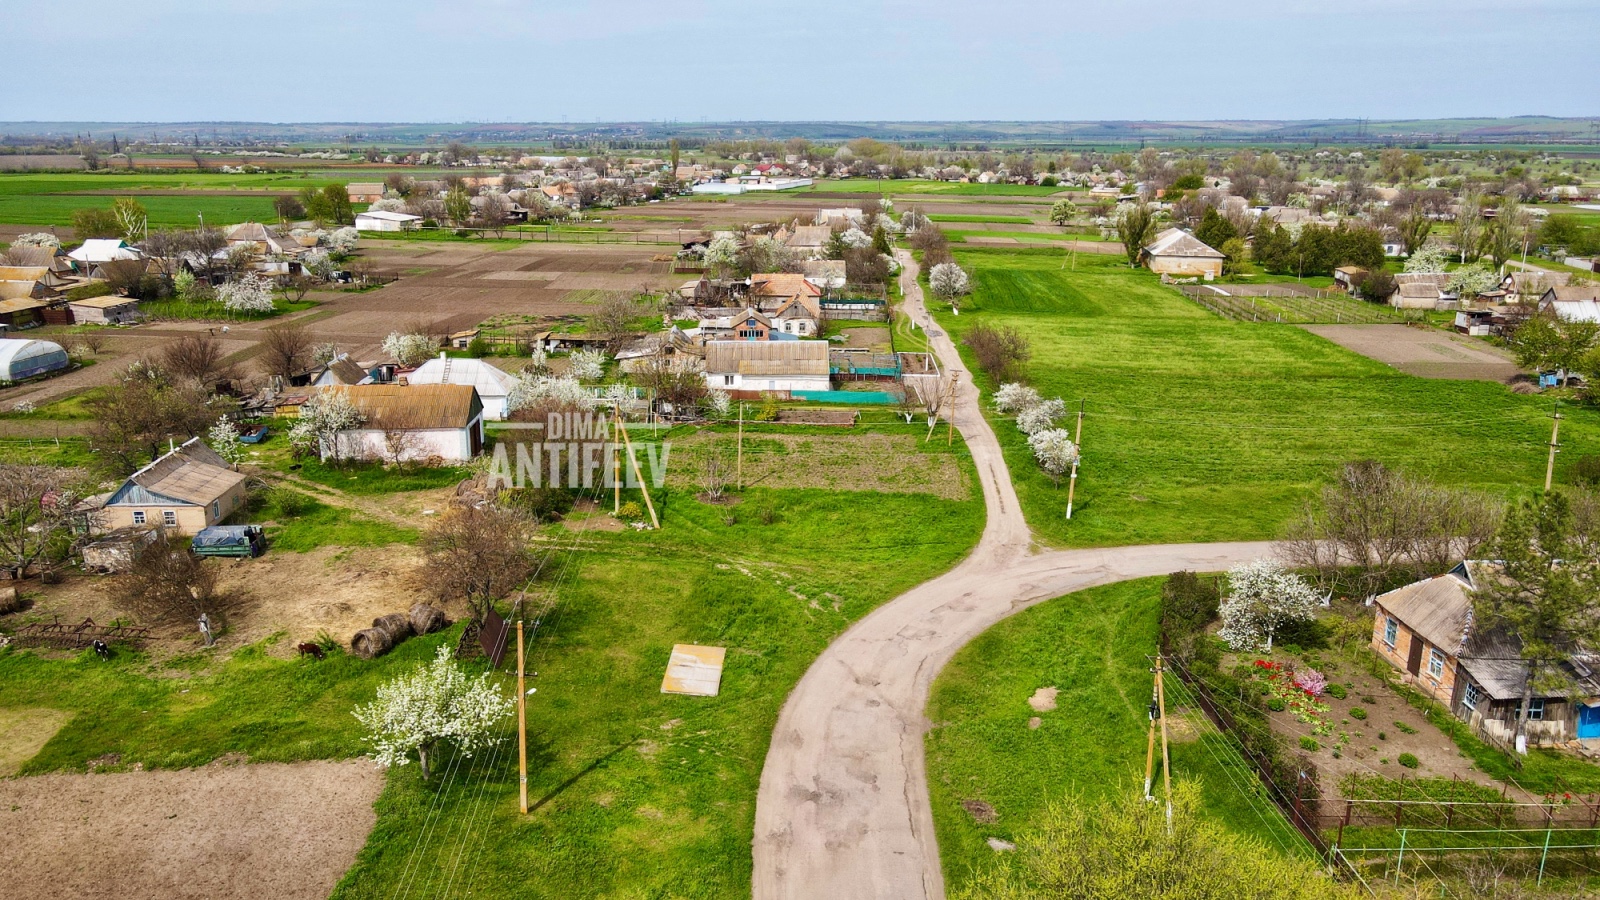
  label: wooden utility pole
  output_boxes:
[1546,402,1563,492]
[1155,654,1173,828]
[612,409,622,515]
[946,374,957,446]
[517,619,528,814]
[1066,400,1084,520]
[1143,686,1159,802]
[737,401,745,490]
[616,419,660,528]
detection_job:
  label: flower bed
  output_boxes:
[1253,659,1333,736]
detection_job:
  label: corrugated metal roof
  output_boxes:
[704,340,828,376]
[113,437,244,508]
[334,384,483,430]
[68,296,140,310]
[67,239,137,263]
[407,357,515,399]
[1144,228,1225,259]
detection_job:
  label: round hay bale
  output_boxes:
[409,603,449,636]
[351,627,393,660]
[372,613,413,643]
[0,585,21,615]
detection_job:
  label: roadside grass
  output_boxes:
[926,578,1310,892]
[930,247,1600,547]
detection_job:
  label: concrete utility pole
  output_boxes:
[1546,402,1563,492]
[1066,400,1084,520]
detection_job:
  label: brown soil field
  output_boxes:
[1304,324,1523,382]
[663,430,971,500]
[0,760,383,900]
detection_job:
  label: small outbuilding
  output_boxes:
[67,295,141,325]
[0,338,69,380]
[1141,228,1225,279]
[355,210,423,232]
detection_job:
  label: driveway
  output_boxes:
[750,251,1277,898]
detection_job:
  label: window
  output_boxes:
[1528,699,1546,721]
[1383,617,1398,649]
[163,510,177,527]
[1428,648,1445,678]
[132,510,146,525]
[212,500,221,518]
[723,375,735,386]
[1463,683,1482,711]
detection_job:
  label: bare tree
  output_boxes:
[0,466,93,579]
[277,274,313,305]
[160,333,230,384]
[89,363,228,475]
[381,429,423,472]
[258,322,313,381]
[420,505,534,623]
[590,293,637,357]
[700,447,730,501]
[122,530,227,629]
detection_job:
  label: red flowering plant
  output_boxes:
[1252,659,1333,735]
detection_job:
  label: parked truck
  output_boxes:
[190,525,266,558]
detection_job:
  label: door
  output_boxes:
[1579,704,1600,740]
[1406,637,1424,676]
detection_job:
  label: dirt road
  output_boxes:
[750,251,1274,899]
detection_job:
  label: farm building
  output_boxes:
[0,338,68,380]
[0,266,53,300]
[1538,285,1600,323]
[312,354,376,387]
[1388,273,1456,309]
[1372,561,1600,750]
[346,183,386,204]
[784,225,832,256]
[404,355,516,420]
[1141,228,1224,278]
[67,295,141,325]
[704,340,830,396]
[67,239,140,266]
[324,384,485,463]
[1333,266,1368,292]
[94,438,248,535]
[355,210,423,232]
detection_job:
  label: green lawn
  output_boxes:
[930,247,1600,547]
[0,172,350,229]
[945,230,1083,244]
[927,214,1037,225]
[926,578,1309,893]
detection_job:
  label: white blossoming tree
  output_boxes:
[1028,428,1080,486]
[1446,262,1499,298]
[1016,397,1067,435]
[604,381,634,410]
[383,331,436,367]
[1217,559,1319,652]
[994,383,1042,414]
[567,349,607,383]
[217,273,274,315]
[840,227,872,250]
[207,418,246,466]
[704,235,740,278]
[303,249,335,280]
[506,373,595,413]
[929,262,971,302]
[327,226,360,255]
[288,388,367,461]
[354,646,513,780]
[369,198,407,213]
[706,389,732,420]
[12,233,59,249]
[1402,239,1450,274]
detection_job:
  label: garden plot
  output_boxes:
[0,760,383,900]
[1304,324,1524,382]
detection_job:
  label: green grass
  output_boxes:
[945,229,1085,243]
[140,296,316,321]
[930,247,1600,547]
[245,490,419,552]
[288,459,471,496]
[806,178,1065,197]
[926,578,1309,892]
[0,172,350,228]
[927,214,1037,225]
[0,437,98,467]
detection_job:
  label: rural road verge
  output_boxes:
[750,250,1275,899]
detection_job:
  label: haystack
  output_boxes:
[409,603,449,635]
[0,585,20,615]
[350,627,393,660]
[372,613,413,643]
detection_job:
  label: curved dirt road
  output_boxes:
[751,251,1273,899]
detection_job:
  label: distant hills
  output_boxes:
[2,118,1597,147]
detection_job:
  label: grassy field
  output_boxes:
[926,578,1309,892]
[927,214,1037,225]
[929,247,1600,547]
[2,427,984,900]
[0,172,349,228]
[807,178,1067,197]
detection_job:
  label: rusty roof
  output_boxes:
[704,340,829,376]
[331,384,483,430]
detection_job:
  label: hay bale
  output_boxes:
[0,586,20,615]
[372,613,413,643]
[351,627,393,660]
[409,603,449,636]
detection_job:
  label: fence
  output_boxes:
[1333,827,1600,890]
[1177,285,1418,325]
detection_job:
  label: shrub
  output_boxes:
[1575,455,1600,488]
[66,281,115,302]
[465,337,489,358]
[616,500,643,521]
[1394,721,1419,735]
[1161,571,1221,640]
[962,321,1031,385]
[1378,731,1387,740]
[1398,753,1420,769]
[1267,697,1286,712]
[1350,707,1368,721]
[1300,736,1320,752]
[1326,683,1348,700]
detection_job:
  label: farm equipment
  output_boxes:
[12,616,150,651]
[237,424,270,444]
[191,525,266,558]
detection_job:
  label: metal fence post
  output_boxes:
[1539,826,1553,886]
[1394,828,1406,885]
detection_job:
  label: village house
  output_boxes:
[1141,228,1225,279]
[747,273,823,335]
[1372,562,1600,749]
[0,266,54,301]
[94,438,248,534]
[311,353,376,388]
[784,225,832,258]
[699,308,774,341]
[1388,273,1457,309]
[67,239,140,269]
[355,209,423,232]
[1333,266,1368,292]
[1501,271,1570,305]
[1538,285,1600,323]
[703,340,830,397]
[404,355,517,420]
[324,384,485,462]
[345,182,386,204]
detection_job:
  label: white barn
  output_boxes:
[405,355,517,420]
[323,384,485,463]
[355,210,423,232]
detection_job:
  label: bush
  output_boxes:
[1398,753,1420,769]
[1350,706,1368,720]
[1378,731,1387,741]
[1326,683,1348,700]
[1274,616,1330,650]
[465,337,490,358]
[616,500,643,521]
[1161,571,1220,642]
[1300,736,1320,752]
[66,281,115,302]
[1267,697,1286,712]
[1394,721,1419,735]
[1575,455,1600,488]
[963,321,1031,385]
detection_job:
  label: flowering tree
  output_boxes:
[172,268,199,301]
[603,381,633,410]
[382,331,436,367]
[217,273,274,314]
[303,249,335,280]
[1402,239,1450,274]
[1016,397,1066,435]
[1446,262,1499,298]
[994,383,1042,415]
[207,418,246,466]
[288,388,366,461]
[706,389,732,420]
[567,349,606,383]
[369,198,407,213]
[840,228,872,250]
[1027,429,1080,486]
[12,233,59,249]
[929,262,971,302]
[1218,559,1319,651]
[506,373,595,413]
[354,646,513,780]
[311,342,341,367]
[704,236,740,278]
[326,226,360,255]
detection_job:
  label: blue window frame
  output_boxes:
[1383,617,1398,649]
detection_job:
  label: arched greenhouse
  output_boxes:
[0,339,70,381]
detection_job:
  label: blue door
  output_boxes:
[1579,704,1600,739]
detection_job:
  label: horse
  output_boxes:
[296,642,325,660]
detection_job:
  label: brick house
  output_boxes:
[1372,561,1600,749]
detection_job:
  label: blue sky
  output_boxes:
[7,0,1596,122]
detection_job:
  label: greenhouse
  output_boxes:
[0,338,69,381]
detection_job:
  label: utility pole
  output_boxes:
[1546,401,1563,492]
[616,419,660,528]
[613,408,622,515]
[517,619,528,814]
[1155,654,1173,829]
[1143,683,1159,802]
[737,401,745,490]
[946,374,957,446]
[1066,399,1084,519]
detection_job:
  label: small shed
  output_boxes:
[67,295,141,325]
[355,210,423,232]
[80,527,160,573]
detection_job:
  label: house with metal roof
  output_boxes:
[1538,285,1600,324]
[1372,561,1600,749]
[1141,228,1225,278]
[404,355,516,420]
[355,209,423,232]
[67,239,140,266]
[96,437,248,534]
[322,384,485,462]
[703,340,830,396]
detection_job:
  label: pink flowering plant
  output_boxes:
[1253,660,1333,735]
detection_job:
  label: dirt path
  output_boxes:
[750,251,1275,899]
[0,759,383,900]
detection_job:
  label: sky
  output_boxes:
[6,0,1597,123]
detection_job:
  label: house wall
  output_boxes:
[1147,255,1222,278]
[99,481,249,534]
[1370,604,1460,707]
[705,372,830,393]
[355,215,408,232]
[330,422,481,463]
[69,302,140,325]
[1464,697,1573,749]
